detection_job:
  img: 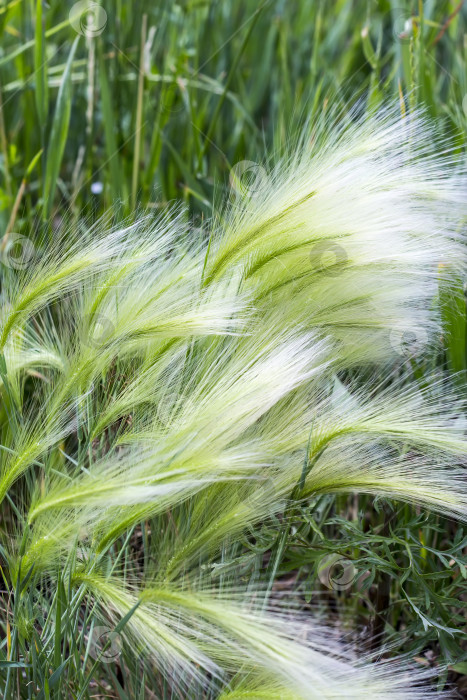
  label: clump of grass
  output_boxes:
[0,107,466,698]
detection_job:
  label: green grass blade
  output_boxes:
[42,35,79,221]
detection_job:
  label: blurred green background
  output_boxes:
[1,0,467,229]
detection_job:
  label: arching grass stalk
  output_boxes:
[1,107,466,698]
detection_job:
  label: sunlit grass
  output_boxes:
[1,1,467,698]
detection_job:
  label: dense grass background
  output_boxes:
[1,0,467,224]
[1,0,467,697]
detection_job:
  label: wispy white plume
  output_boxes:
[2,106,466,698]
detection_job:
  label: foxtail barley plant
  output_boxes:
[1,107,466,698]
